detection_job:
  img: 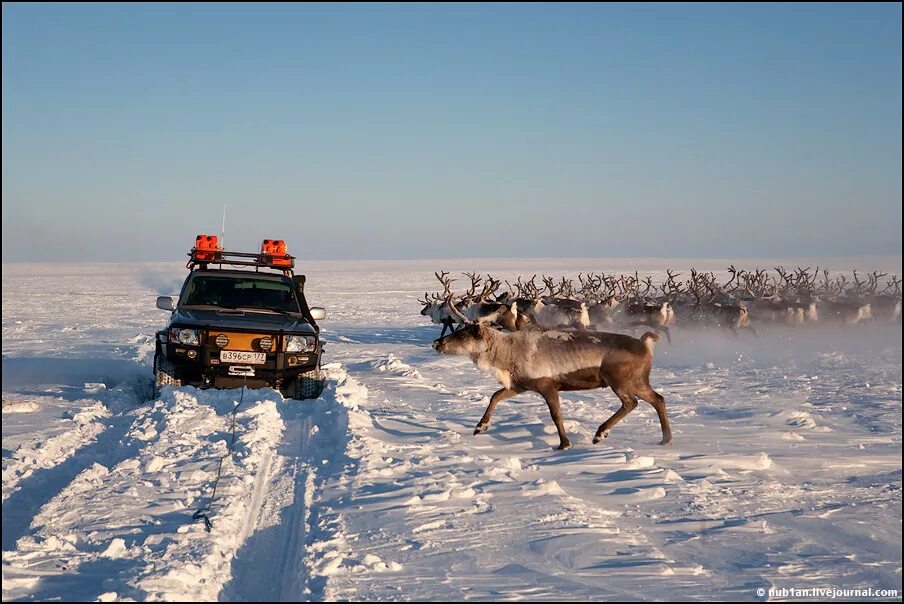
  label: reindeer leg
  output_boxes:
[444,318,456,335]
[474,387,518,435]
[593,390,638,444]
[660,325,672,344]
[440,322,448,338]
[538,384,572,450]
[638,385,672,445]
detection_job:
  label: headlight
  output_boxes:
[169,328,200,346]
[286,335,316,352]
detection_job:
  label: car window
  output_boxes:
[181,275,299,313]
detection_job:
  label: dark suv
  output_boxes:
[153,237,326,399]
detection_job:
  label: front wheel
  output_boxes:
[285,367,324,400]
[154,355,181,397]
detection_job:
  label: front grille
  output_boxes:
[208,331,273,352]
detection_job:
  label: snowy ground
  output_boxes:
[2,259,901,602]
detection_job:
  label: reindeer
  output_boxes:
[691,268,757,336]
[819,299,872,325]
[433,302,672,449]
[814,270,872,325]
[614,274,673,342]
[458,273,520,331]
[871,275,902,322]
[427,265,900,339]
[584,274,622,327]
[514,275,590,330]
[423,272,521,334]
[420,271,469,337]
[582,272,672,341]
[740,268,816,326]
[498,276,544,331]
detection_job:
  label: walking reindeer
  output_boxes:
[433,300,672,449]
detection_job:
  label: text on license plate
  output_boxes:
[220,350,266,364]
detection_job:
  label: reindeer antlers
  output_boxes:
[425,266,901,320]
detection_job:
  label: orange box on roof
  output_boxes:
[193,234,222,261]
[261,239,287,255]
[261,239,292,266]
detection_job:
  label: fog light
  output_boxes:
[259,336,273,352]
[211,359,220,365]
[288,356,297,366]
[187,350,198,359]
[215,334,229,348]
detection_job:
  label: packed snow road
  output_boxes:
[2,260,901,601]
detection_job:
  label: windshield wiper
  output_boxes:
[182,304,237,310]
[231,306,298,316]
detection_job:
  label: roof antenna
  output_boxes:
[221,205,227,249]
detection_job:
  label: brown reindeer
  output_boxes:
[433,304,672,449]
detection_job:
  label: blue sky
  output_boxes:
[2,3,901,262]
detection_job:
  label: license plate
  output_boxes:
[220,350,266,364]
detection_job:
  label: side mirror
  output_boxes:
[156,296,175,311]
[310,307,326,320]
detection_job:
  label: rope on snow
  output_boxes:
[192,380,247,532]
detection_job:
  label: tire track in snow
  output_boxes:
[2,387,285,602]
[223,365,359,601]
[224,415,314,601]
[2,400,111,504]
[2,381,150,552]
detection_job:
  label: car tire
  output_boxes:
[154,355,181,396]
[287,366,324,400]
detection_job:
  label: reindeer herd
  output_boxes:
[423,267,901,450]
[421,267,902,339]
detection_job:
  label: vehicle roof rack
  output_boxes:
[186,235,295,275]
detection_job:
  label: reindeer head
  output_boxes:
[432,323,489,356]
[418,292,435,316]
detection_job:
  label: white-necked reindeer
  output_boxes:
[421,272,519,335]
[419,271,462,337]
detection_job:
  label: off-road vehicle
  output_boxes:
[153,235,326,399]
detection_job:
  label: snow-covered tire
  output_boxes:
[287,367,324,401]
[154,356,181,396]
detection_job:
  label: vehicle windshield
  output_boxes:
[180,274,300,314]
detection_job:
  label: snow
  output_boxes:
[2,259,902,601]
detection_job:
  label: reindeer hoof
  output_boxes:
[473,423,489,435]
[658,435,672,446]
[557,441,573,451]
[592,430,610,444]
